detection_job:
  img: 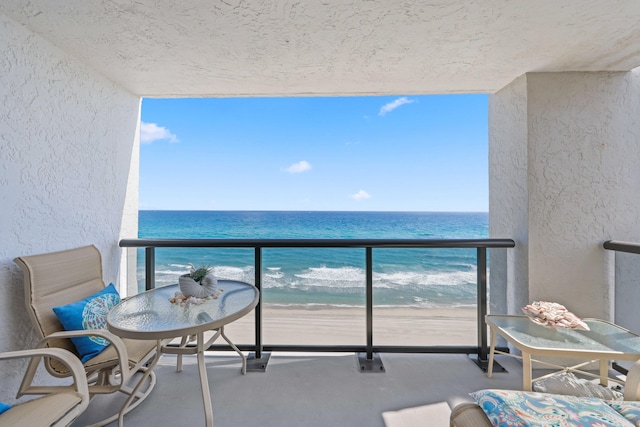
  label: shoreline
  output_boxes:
[222,305,478,347]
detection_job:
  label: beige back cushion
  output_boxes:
[14,245,106,370]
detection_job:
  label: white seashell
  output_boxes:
[522,301,590,331]
[179,274,218,298]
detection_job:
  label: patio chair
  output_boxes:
[14,245,158,427]
[450,359,640,427]
[0,347,89,427]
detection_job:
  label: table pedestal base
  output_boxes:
[160,326,247,427]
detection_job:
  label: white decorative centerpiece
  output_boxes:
[178,264,218,298]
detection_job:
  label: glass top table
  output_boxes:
[486,315,640,391]
[108,280,259,339]
[108,280,259,427]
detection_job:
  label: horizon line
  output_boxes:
[138,209,488,214]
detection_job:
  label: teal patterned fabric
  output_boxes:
[607,402,640,426]
[53,283,121,363]
[470,389,633,427]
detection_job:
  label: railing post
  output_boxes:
[145,247,155,291]
[358,247,384,372]
[247,246,270,372]
[366,247,373,359]
[471,247,505,373]
[477,247,487,360]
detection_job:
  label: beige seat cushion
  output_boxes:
[86,338,157,371]
[50,338,157,376]
[0,392,83,427]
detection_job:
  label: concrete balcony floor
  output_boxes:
[72,352,527,427]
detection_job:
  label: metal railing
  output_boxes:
[603,240,640,254]
[604,240,640,374]
[120,238,515,371]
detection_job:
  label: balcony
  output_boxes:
[72,238,521,426]
[4,2,640,424]
[68,239,638,426]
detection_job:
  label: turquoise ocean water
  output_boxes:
[137,211,487,309]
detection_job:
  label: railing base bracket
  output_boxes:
[470,355,507,373]
[358,352,385,373]
[247,352,271,372]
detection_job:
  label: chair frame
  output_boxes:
[14,245,157,426]
[0,347,90,427]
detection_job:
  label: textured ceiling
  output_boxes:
[2,0,640,97]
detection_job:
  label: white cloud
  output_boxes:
[140,122,178,144]
[283,160,312,173]
[378,97,414,116]
[350,190,371,200]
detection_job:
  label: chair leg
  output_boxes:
[83,368,157,427]
[96,370,111,386]
[84,342,161,427]
[115,341,163,426]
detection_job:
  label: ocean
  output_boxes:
[136,210,488,309]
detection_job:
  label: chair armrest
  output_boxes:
[36,330,131,383]
[624,359,640,400]
[449,402,492,427]
[1,348,89,411]
[17,329,132,396]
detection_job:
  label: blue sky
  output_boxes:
[139,95,488,212]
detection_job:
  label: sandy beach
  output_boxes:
[222,305,478,347]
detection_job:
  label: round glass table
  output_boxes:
[107,280,259,427]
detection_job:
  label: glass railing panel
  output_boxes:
[371,247,478,346]
[255,247,368,346]
[120,238,515,359]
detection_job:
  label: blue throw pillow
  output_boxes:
[0,402,11,415]
[52,283,121,363]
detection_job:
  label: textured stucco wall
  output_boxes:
[0,14,140,401]
[489,75,530,315]
[490,72,640,321]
